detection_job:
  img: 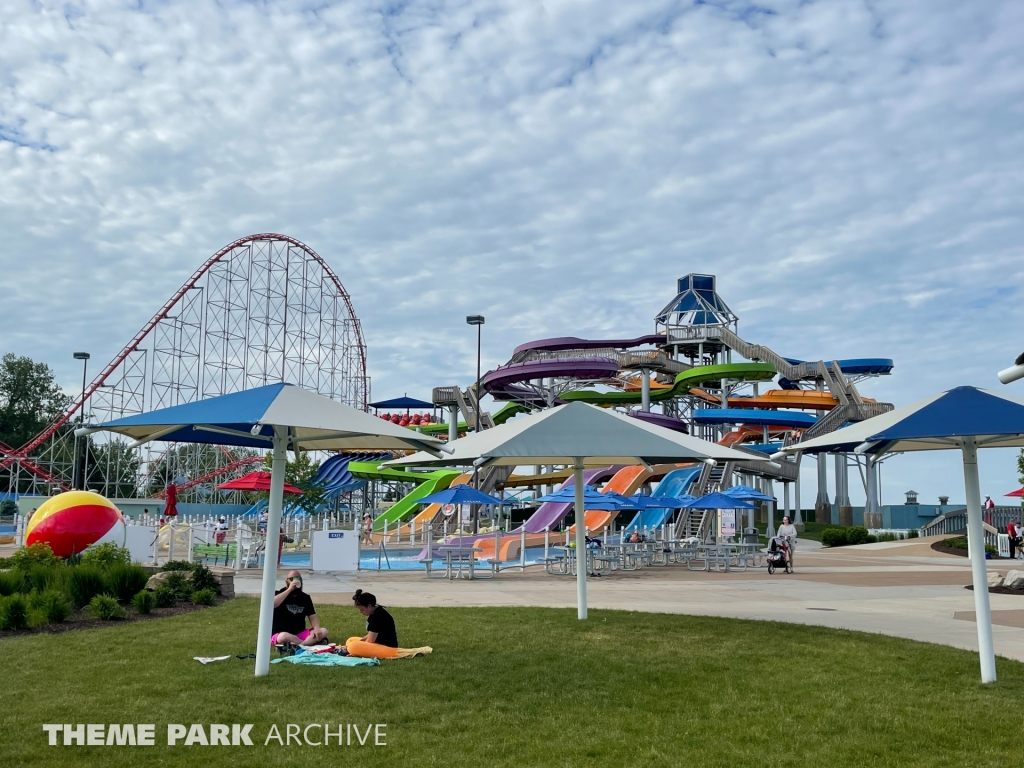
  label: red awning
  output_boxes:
[218,471,304,495]
[1006,488,1024,498]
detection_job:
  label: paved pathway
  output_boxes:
[235,536,1024,663]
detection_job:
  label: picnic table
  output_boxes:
[422,546,495,580]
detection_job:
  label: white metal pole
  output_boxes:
[521,527,526,571]
[641,371,651,413]
[574,460,587,620]
[449,405,458,443]
[962,438,996,683]
[255,430,287,678]
[793,454,803,526]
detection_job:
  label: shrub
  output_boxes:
[107,564,150,603]
[132,589,156,615]
[86,594,125,620]
[821,528,849,548]
[846,527,871,546]
[866,534,878,544]
[0,593,30,630]
[190,564,220,595]
[154,586,177,608]
[0,570,26,596]
[68,567,109,608]
[25,564,67,593]
[192,588,216,606]
[164,571,193,600]
[162,561,196,573]
[943,537,969,550]
[908,529,919,539]
[82,543,131,569]
[38,590,72,624]
[11,543,59,570]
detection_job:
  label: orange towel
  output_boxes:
[345,637,432,659]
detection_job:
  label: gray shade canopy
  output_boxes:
[386,401,767,468]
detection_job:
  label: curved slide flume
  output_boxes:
[624,466,702,532]
[560,362,777,406]
[347,462,461,531]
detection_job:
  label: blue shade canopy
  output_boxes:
[416,486,511,506]
[723,485,776,502]
[782,386,1024,455]
[369,396,435,410]
[83,383,445,455]
[687,492,757,510]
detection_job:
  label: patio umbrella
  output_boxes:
[218,470,304,495]
[774,385,1024,684]
[416,486,511,506]
[624,494,695,531]
[384,401,767,619]
[687,492,758,510]
[78,382,445,677]
[1006,488,1024,498]
[537,484,630,509]
[723,485,775,502]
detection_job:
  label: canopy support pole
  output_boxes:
[255,429,287,677]
[963,437,996,683]
[574,459,587,620]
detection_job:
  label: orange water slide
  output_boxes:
[566,465,652,535]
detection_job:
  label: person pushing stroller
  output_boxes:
[767,516,798,574]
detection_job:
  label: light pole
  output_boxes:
[72,352,90,491]
[466,315,485,533]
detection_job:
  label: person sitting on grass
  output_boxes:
[271,571,329,647]
[343,589,399,658]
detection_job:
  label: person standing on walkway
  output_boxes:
[362,512,374,545]
[777,515,798,572]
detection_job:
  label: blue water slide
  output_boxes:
[692,408,817,428]
[314,454,367,499]
[624,467,702,531]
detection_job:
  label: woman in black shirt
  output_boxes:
[344,589,399,657]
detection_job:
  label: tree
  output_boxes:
[1017,449,1024,508]
[0,354,70,450]
[86,438,142,498]
[263,451,327,514]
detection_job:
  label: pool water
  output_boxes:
[275,546,555,570]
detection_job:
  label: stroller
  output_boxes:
[766,536,792,575]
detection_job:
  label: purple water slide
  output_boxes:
[512,334,664,356]
[627,410,689,433]
[481,357,620,403]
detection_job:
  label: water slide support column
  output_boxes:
[864,457,881,529]
[448,405,458,443]
[836,453,852,526]
[815,452,831,524]
[641,370,651,413]
[793,454,804,530]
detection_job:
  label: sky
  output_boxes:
[1,0,1022,506]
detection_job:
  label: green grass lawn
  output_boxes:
[2,598,1022,767]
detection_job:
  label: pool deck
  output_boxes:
[234,536,1024,663]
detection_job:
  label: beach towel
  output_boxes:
[272,654,380,667]
[345,637,433,659]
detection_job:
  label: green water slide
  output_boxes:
[348,462,461,530]
[415,402,530,435]
[561,362,777,405]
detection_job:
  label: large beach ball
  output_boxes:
[25,491,125,558]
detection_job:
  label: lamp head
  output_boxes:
[466,315,485,326]
[73,352,90,360]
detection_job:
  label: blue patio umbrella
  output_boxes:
[78,383,445,677]
[537,485,628,509]
[417,486,512,506]
[624,494,696,531]
[723,485,775,502]
[777,385,1024,683]
[687,492,757,510]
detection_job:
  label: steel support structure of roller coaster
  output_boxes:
[0,234,369,501]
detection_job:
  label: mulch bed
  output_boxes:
[966,585,1024,595]
[0,596,231,639]
[931,541,968,557]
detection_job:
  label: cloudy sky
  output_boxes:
[1,0,1022,506]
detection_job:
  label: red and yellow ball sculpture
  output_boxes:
[24,491,126,558]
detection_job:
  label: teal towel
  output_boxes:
[272,653,380,667]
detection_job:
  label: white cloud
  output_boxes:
[1,0,1022,502]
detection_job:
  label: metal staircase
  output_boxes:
[675,461,734,539]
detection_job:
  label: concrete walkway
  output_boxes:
[236,536,1024,663]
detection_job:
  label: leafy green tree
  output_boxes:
[262,451,326,514]
[1017,449,1024,508]
[86,439,141,498]
[0,354,70,450]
